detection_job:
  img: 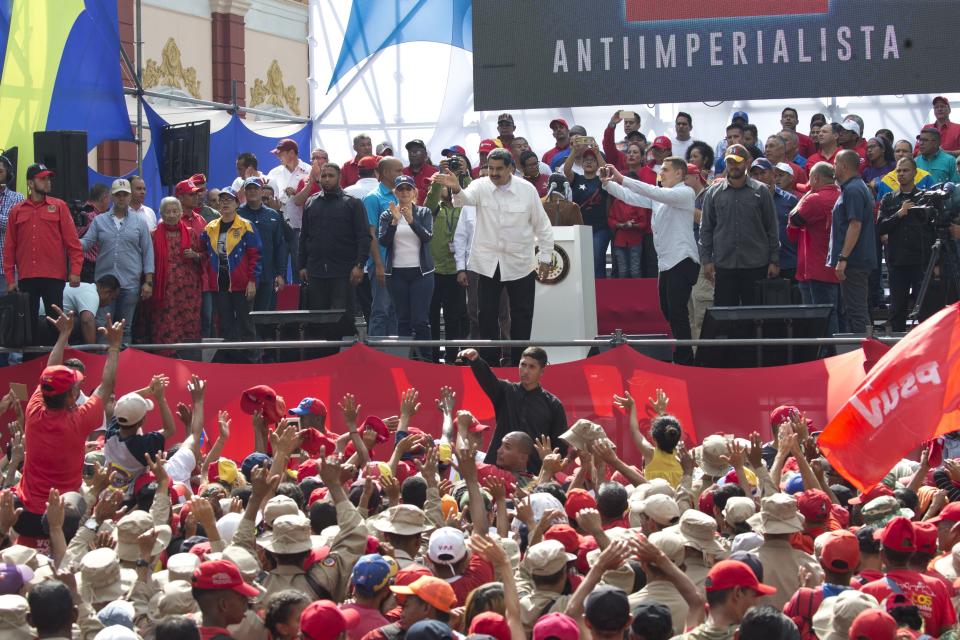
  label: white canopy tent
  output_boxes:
[309,0,957,168]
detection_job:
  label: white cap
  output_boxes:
[838,119,861,136]
[113,393,154,427]
[111,178,132,194]
[774,162,794,176]
[428,526,467,565]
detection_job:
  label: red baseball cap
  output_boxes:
[820,530,860,573]
[927,501,960,525]
[565,488,597,521]
[478,139,497,154]
[770,404,801,426]
[705,560,777,595]
[39,365,83,396]
[190,173,207,185]
[300,429,337,457]
[652,136,672,150]
[848,608,897,640]
[272,138,299,155]
[470,611,510,640]
[879,516,916,552]
[192,560,260,597]
[550,118,569,130]
[361,416,390,444]
[300,600,360,640]
[358,155,380,170]
[239,385,284,424]
[848,484,894,505]
[175,179,201,196]
[290,397,328,418]
[544,524,583,554]
[308,487,329,507]
[797,489,832,523]
[297,458,320,482]
[533,612,580,640]
[912,521,939,554]
[467,415,491,434]
[934,96,950,107]
[576,535,598,574]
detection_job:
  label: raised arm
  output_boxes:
[614,391,654,464]
[92,315,124,400]
[45,306,74,367]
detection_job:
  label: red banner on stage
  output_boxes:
[819,304,960,491]
[0,345,867,466]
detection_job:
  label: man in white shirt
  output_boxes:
[343,156,380,199]
[129,176,156,232]
[266,139,311,272]
[40,274,120,344]
[602,157,700,364]
[433,148,553,364]
[671,112,694,162]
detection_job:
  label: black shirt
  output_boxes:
[469,357,568,473]
[877,189,935,267]
[104,418,166,466]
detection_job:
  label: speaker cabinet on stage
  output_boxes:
[695,304,834,368]
[33,131,88,203]
[160,121,210,187]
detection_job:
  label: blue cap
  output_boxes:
[218,186,239,201]
[732,111,749,123]
[351,554,393,595]
[242,176,264,189]
[750,158,774,172]
[406,620,453,640]
[785,473,804,494]
[289,397,327,417]
[394,175,416,189]
[240,452,272,481]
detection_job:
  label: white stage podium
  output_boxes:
[531,225,597,363]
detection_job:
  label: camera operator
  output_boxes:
[878,157,937,331]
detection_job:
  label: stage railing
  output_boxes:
[0,333,902,354]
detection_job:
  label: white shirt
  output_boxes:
[40,282,101,317]
[451,177,553,281]
[391,217,422,269]
[266,160,311,229]
[130,204,157,232]
[671,137,694,162]
[604,177,699,272]
[453,205,476,271]
[344,177,379,200]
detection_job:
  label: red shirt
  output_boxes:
[402,164,439,206]
[608,168,655,248]
[926,121,960,152]
[3,196,83,286]
[341,157,362,188]
[788,161,809,186]
[603,126,627,171]
[543,145,570,168]
[296,177,322,199]
[342,603,389,640]
[182,210,213,292]
[807,147,840,167]
[797,132,816,159]
[449,554,494,606]
[861,569,957,635]
[787,184,840,284]
[17,388,104,514]
[524,172,550,197]
[200,626,234,640]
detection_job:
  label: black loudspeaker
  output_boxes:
[160,121,210,187]
[695,304,834,368]
[0,146,17,192]
[33,131,88,203]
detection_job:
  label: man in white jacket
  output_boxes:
[602,158,700,364]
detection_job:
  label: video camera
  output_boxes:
[909,183,958,231]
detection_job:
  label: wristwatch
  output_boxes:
[837,255,848,262]
[135,559,150,568]
[83,517,98,532]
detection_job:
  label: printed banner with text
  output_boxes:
[472,0,960,110]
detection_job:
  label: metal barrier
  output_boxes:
[0,334,903,354]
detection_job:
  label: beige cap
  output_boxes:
[636,494,680,527]
[222,546,261,580]
[369,504,434,536]
[152,580,200,619]
[693,435,730,477]
[671,509,726,556]
[77,548,137,605]
[585,547,635,592]
[258,514,312,554]
[861,495,913,527]
[648,530,685,566]
[559,419,614,452]
[812,590,880,640]
[263,495,301,526]
[722,497,757,526]
[0,594,32,640]
[934,541,960,581]
[523,539,576,576]
[747,493,804,535]
[112,511,172,562]
[1,545,45,570]
[111,178,132,194]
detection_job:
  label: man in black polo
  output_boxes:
[457,346,566,473]
[699,143,780,306]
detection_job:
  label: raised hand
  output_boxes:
[399,388,421,419]
[338,393,360,425]
[648,388,669,415]
[93,489,127,524]
[148,374,169,398]
[541,448,564,476]
[98,314,125,349]
[0,490,22,535]
[218,411,231,441]
[676,441,695,476]
[137,527,160,560]
[320,457,345,488]
[380,473,401,505]
[435,386,456,415]
[576,507,603,536]
[483,476,507,503]
[469,534,509,568]
[187,375,206,403]
[144,451,169,489]
[533,435,552,462]
[590,440,618,465]
[416,445,439,484]
[176,402,193,427]
[613,390,636,413]
[747,431,763,469]
[46,305,75,336]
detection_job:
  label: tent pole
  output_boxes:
[135,0,143,175]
